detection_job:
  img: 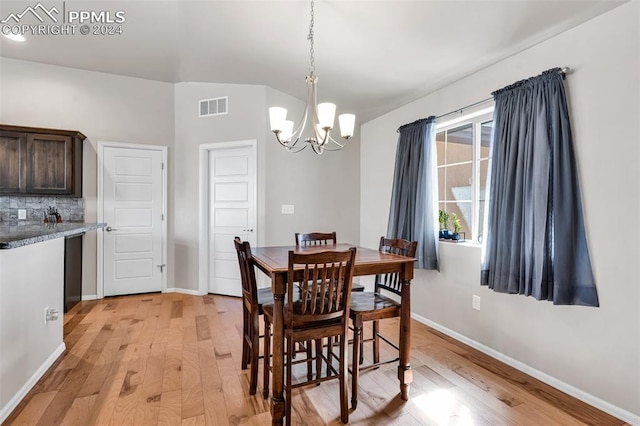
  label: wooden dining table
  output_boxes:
[251,243,415,425]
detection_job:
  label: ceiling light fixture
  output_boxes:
[268,0,355,154]
[2,33,26,42]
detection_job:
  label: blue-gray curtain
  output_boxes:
[481,68,598,306]
[387,116,439,270]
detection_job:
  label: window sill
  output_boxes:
[439,240,482,249]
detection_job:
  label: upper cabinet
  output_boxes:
[0,125,85,197]
[0,130,26,194]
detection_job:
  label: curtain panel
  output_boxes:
[481,68,598,306]
[387,116,439,270]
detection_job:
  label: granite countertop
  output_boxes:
[0,223,106,249]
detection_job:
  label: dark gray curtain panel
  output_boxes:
[387,116,439,270]
[481,68,598,306]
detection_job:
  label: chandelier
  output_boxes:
[268,0,355,154]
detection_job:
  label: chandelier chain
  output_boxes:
[308,0,315,75]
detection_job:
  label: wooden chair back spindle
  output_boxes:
[287,248,356,326]
[374,237,417,296]
[295,232,337,247]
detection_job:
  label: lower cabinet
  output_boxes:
[64,234,84,313]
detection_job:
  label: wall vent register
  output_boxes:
[199,96,228,117]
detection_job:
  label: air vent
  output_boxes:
[199,96,228,117]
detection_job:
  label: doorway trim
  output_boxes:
[96,141,168,299]
[198,139,258,296]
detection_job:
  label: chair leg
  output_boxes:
[373,319,380,364]
[326,335,334,377]
[263,318,271,400]
[241,306,249,370]
[249,312,260,395]
[306,340,313,382]
[315,339,322,381]
[286,335,294,426]
[351,320,362,410]
[339,332,349,424]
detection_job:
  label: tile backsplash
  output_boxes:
[0,196,84,224]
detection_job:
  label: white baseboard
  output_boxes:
[166,288,205,296]
[83,289,207,300]
[0,342,66,424]
[411,312,640,425]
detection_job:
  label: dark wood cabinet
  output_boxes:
[0,131,27,194]
[0,125,85,197]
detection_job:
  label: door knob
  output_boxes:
[105,226,118,232]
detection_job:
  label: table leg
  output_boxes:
[270,274,286,425]
[398,278,413,400]
[351,317,362,409]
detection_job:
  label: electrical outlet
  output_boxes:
[18,209,27,220]
[472,295,481,311]
[281,204,295,215]
[44,307,59,324]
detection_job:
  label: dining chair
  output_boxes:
[263,247,357,425]
[295,231,364,367]
[349,237,417,409]
[294,231,337,246]
[295,232,364,292]
[234,237,275,396]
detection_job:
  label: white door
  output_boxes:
[208,144,257,296]
[102,146,165,296]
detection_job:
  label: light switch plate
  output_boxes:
[18,209,27,220]
[472,295,481,311]
[281,204,295,214]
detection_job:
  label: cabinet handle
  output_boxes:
[105,226,118,232]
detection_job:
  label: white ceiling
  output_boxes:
[0,1,627,122]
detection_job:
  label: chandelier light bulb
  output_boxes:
[338,114,356,139]
[317,103,336,130]
[281,120,294,142]
[269,107,287,132]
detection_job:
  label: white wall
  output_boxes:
[360,2,639,420]
[0,58,176,296]
[173,83,361,291]
[0,59,362,297]
[174,82,268,292]
[265,87,361,246]
[0,238,65,422]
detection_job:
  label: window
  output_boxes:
[436,109,493,242]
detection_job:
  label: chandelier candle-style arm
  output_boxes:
[268,0,355,154]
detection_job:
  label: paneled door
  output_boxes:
[101,145,165,296]
[208,143,256,296]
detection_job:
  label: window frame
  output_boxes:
[436,106,494,242]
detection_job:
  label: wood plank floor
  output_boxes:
[3,293,626,426]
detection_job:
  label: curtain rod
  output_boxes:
[435,66,571,122]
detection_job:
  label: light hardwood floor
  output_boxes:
[3,293,625,425]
